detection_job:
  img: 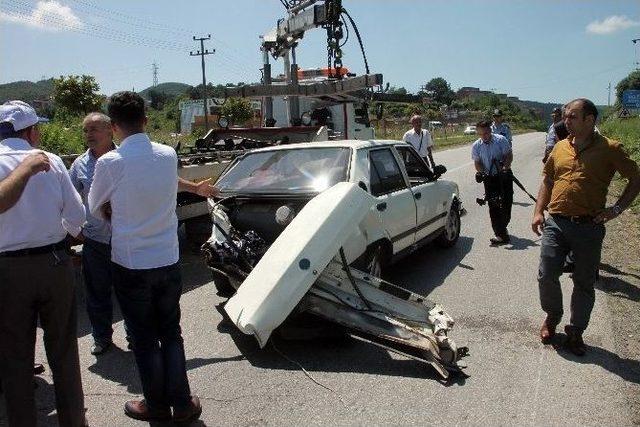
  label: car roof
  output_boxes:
[246,139,403,153]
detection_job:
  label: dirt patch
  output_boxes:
[600,207,640,424]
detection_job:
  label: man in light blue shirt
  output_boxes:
[491,109,512,146]
[69,112,119,356]
[472,120,513,245]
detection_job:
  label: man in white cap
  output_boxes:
[0,101,88,426]
[403,115,435,169]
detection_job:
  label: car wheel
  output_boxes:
[211,270,236,297]
[437,204,461,248]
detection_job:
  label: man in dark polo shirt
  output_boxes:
[531,98,640,356]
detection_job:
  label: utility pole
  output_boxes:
[190,35,215,131]
[152,61,159,87]
[633,38,640,70]
[607,82,611,107]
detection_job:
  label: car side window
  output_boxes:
[395,146,434,184]
[369,148,407,196]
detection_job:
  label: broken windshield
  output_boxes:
[216,147,351,193]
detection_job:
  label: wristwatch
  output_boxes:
[612,204,622,216]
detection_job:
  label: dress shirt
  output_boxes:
[491,122,512,145]
[88,133,179,269]
[471,134,512,175]
[0,138,85,252]
[402,128,433,157]
[69,148,114,244]
[543,133,640,216]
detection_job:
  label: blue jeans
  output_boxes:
[82,238,114,345]
[111,262,191,410]
[537,215,605,331]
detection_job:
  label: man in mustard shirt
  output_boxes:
[531,98,640,356]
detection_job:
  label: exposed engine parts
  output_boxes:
[206,228,267,271]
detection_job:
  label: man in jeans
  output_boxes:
[72,112,215,356]
[532,98,640,356]
[89,92,210,422]
[70,112,119,356]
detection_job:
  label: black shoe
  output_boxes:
[562,262,575,273]
[91,341,112,356]
[564,325,586,356]
[173,396,202,422]
[490,236,510,246]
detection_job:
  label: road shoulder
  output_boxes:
[600,207,640,424]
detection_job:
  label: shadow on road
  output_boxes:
[87,345,141,394]
[552,333,640,385]
[596,270,640,303]
[600,262,640,281]
[205,304,465,386]
[504,235,539,251]
[0,377,59,427]
[385,236,474,296]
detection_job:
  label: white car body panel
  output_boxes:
[224,182,383,347]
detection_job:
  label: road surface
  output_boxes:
[2,132,638,426]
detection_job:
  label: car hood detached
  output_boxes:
[224,182,377,346]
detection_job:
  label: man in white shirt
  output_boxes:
[88,92,202,423]
[402,115,435,169]
[0,101,87,427]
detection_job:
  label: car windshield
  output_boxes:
[216,147,350,193]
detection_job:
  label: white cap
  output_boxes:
[0,100,47,131]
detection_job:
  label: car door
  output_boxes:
[394,145,447,241]
[368,147,417,253]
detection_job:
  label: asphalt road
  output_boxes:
[3,132,637,426]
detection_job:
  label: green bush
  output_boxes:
[600,116,640,212]
[600,117,640,163]
[39,121,84,155]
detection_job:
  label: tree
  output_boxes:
[220,97,253,126]
[423,77,455,106]
[615,70,640,105]
[147,89,170,110]
[387,85,408,95]
[52,75,102,117]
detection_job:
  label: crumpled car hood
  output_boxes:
[224,182,378,347]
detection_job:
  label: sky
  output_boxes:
[1,0,639,106]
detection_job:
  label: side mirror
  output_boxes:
[433,165,447,178]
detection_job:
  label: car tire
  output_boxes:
[437,204,461,248]
[212,270,236,297]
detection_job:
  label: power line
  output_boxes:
[2,2,264,85]
[3,0,192,50]
[65,0,260,69]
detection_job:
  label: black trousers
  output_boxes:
[484,173,514,239]
[0,249,86,427]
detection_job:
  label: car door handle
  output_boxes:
[376,202,387,211]
[414,192,422,200]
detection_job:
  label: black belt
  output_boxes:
[552,214,594,224]
[0,240,67,258]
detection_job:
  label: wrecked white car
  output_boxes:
[202,140,467,378]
